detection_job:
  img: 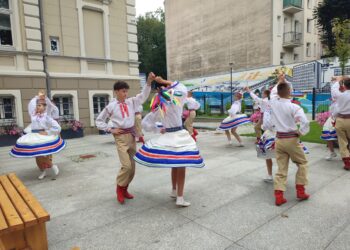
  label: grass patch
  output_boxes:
[240,121,325,144]
[300,121,325,144]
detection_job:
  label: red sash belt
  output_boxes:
[338,114,350,119]
[276,131,299,139]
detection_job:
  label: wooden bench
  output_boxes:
[0,173,50,250]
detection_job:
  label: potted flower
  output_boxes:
[0,124,23,147]
[60,119,84,139]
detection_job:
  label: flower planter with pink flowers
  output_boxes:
[59,120,84,139]
[60,128,84,139]
[0,124,23,147]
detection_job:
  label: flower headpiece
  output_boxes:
[150,82,181,115]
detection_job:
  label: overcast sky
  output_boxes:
[135,0,164,17]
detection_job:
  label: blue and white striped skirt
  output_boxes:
[10,133,66,158]
[134,129,204,168]
[218,114,251,131]
[321,117,337,141]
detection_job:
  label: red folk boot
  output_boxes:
[274,190,287,206]
[296,185,310,200]
[343,157,350,171]
[123,185,134,199]
[116,185,125,204]
[137,137,145,144]
[191,134,197,141]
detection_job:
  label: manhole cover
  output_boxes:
[69,152,109,163]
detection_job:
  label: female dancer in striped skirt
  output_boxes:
[218,92,251,146]
[134,76,204,207]
[10,98,65,179]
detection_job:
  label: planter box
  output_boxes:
[0,135,20,147]
[61,128,84,139]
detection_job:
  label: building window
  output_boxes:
[50,36,59,53]
[283,18,287,33]
[0,96,15,125]
[93,95,109,119]
[280,52,285,65]
[306,43,311,57]
[277,16,281,36]
[334,67,350,76]
[307,19,312,33]
[0,0,13,47]
[294,20,300,33]
[83,8,105,58]
[53,96,74,121]
[294,54,299,61]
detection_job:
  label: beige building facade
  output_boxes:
[165,0,322,81]
[0,0,139,133]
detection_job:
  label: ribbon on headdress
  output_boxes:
[150,82,181,114]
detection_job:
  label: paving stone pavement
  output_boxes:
[0,130,349,250]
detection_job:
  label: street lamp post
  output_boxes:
[229,63,234,104]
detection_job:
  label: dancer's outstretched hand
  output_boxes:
[155,76,165,83]
[155,76,172,86]
[147,72,156,85]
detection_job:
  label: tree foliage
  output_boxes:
[137,8,167,78]
[332,19,350,75]
[314,0,350,56]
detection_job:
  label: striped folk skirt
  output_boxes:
[134,129,204,168]
[218,114,251,131]
[10,133,66,158]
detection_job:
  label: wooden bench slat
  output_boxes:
[0,207,9,236]
[8,173,50,223]
[0,176,37,228]
[0,184,23,232]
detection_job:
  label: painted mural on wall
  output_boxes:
[181,64,295,91]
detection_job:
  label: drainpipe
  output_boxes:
[38,0,51,98]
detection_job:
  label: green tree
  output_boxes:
[137,8,167,78]
[314,0,350,56]
[332,19,350,75]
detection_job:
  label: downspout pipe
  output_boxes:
[38,0,51,98]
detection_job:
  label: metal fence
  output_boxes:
[311,88,332,120]
[192,92,254,116]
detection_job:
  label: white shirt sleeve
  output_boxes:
[249,92,262,105]
[46,116,61,135]
[28,97,37,116]
[332,102,340,117]
[95,105,112,131]
[270,85,278,100]
[293,105,310,135]
[331,82,341,102]
[228,102,240,116]
[131,85,152,107]
[174,83,188,105]
[262,110,274,131]
[194,100,200,110]
[186,97,201,110]
[51,104,59,120]
[142,109,162,133]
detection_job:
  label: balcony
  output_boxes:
[283,0,303,14]
[283,32,302,48]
